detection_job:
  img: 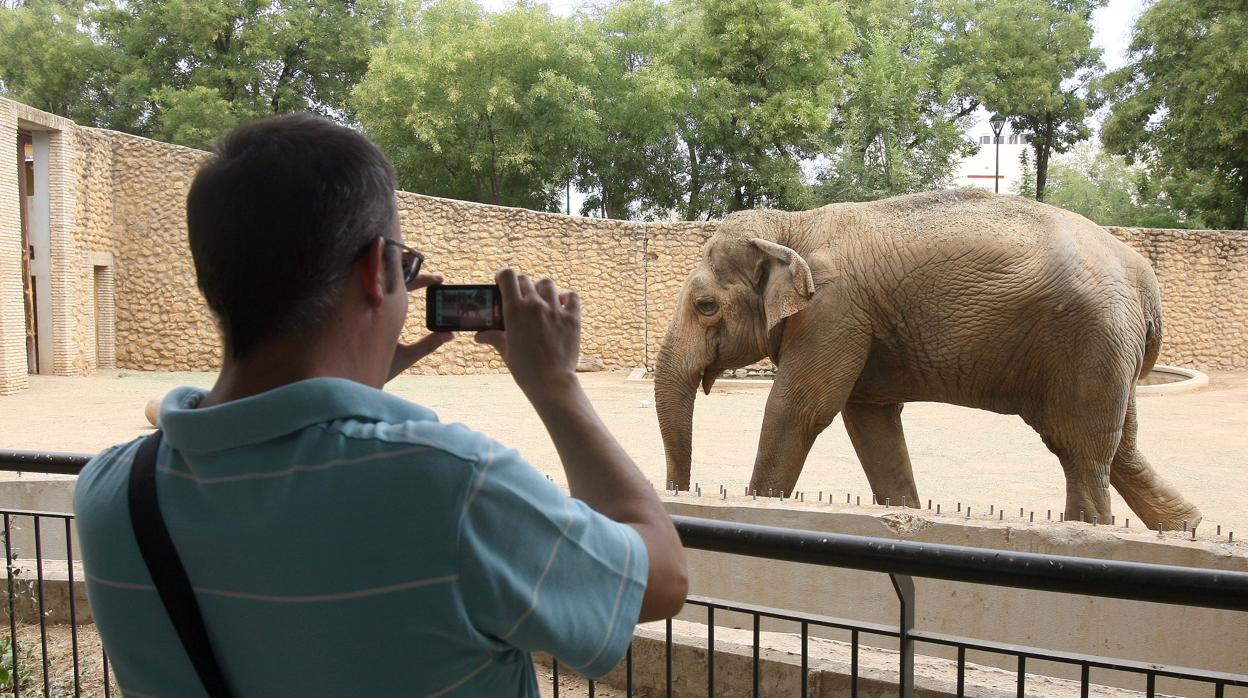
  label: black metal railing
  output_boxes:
[1,508,114,698]
[3,451,1248,697]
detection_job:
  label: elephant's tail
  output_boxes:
[1140,285,1163,379]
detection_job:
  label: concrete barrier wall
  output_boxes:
[0,478,78,560]
[662,498,1248,696]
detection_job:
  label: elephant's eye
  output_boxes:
[694,297,719,316]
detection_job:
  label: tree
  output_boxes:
[669,0,854,218]
[354,1,597,210]
[0,1,117,126]
[975,0,1104,201]
[813,1,978,203]
[95,0,394,148]
[1102,0,1248,229]
[573,0,686,219]
[1,0,394,149]
[1044,143,1187,228]
[1014,148,1036,199]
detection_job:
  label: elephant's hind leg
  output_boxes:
[843,402,920,508]
[1110,395,1202,530]
[1030,412,1119,525]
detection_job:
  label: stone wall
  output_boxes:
[1108,227,1248,371]
[106,133,215,370]
[395,193,713,374]
[1,99,1247,388]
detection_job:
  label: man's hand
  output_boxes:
[475,268,581,400]
[388,273,454,381]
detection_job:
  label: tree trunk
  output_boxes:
[1034,114,1054,202]
[685,140,703,221]
[1234,169,1248,230]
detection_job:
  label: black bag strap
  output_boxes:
[128,431,235,698]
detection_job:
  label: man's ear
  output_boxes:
[750,238,814,332]
[356,237,387,307]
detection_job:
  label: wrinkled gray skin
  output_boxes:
[655,189,1201,529]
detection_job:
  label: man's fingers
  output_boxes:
[475,330,505,352]
[496,268,521,303]
[411,331,454,356]
[516,274,537,300]
[407,273,443,292]
[536,278,560,307]
[561,291,582,316]
[397,332,454,363]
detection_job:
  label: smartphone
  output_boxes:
[426,284,504,332]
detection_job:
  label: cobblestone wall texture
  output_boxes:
[1108,227,1248,371]
[396,192,714,374]
[1,99,1245,389]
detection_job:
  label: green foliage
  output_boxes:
[0,0,394,147]
[975,0,1104,201]
[1043,143,1188,228]
[0,0,116,125]
[1101,0,1248,229]
[98,0,394,144]
[670,0,854,217]
[0,634,34,696]
[572,0,687,219]
[354,1,597,210]
[813,0,978,203]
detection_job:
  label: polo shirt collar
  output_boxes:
[158,377,438,456]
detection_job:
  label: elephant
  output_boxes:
[655,188,1201,530]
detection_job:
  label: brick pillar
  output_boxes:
[0,100,30,394]
[93,262,116,369]
[46,127,80,375]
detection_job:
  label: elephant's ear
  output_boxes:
[750,238,815,331]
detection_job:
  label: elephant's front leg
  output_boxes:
[748,364,860,497]
[842,402,920,508]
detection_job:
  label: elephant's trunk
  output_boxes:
[655,326,703,492]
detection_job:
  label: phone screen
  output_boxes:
[426,284,504,331]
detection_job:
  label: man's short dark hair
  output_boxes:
[187,114,398,358]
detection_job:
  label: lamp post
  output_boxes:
[990,116,1005,193]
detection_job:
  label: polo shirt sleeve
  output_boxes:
[456,442,649,679]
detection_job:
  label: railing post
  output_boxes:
[889,573,915,698]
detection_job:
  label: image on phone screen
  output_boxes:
[427,285,503,331]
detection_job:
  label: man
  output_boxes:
[74,114,688,696]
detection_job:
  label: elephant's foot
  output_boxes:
[1063,477,1113,525]
[748,473,802,499]
[869,487,921,509]
[1110,448,1203,531]
[1120,493,1203,532]
[1062,504,1113,525]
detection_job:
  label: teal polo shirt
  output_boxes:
[74,378,648,697]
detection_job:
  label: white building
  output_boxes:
[951,126,1032,194]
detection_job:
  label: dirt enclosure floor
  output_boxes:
[0,368,1245,536]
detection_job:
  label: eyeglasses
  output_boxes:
[380,237,424,285]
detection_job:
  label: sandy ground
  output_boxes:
[0,367,1245,536]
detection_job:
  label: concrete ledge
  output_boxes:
[1,560,92,625]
